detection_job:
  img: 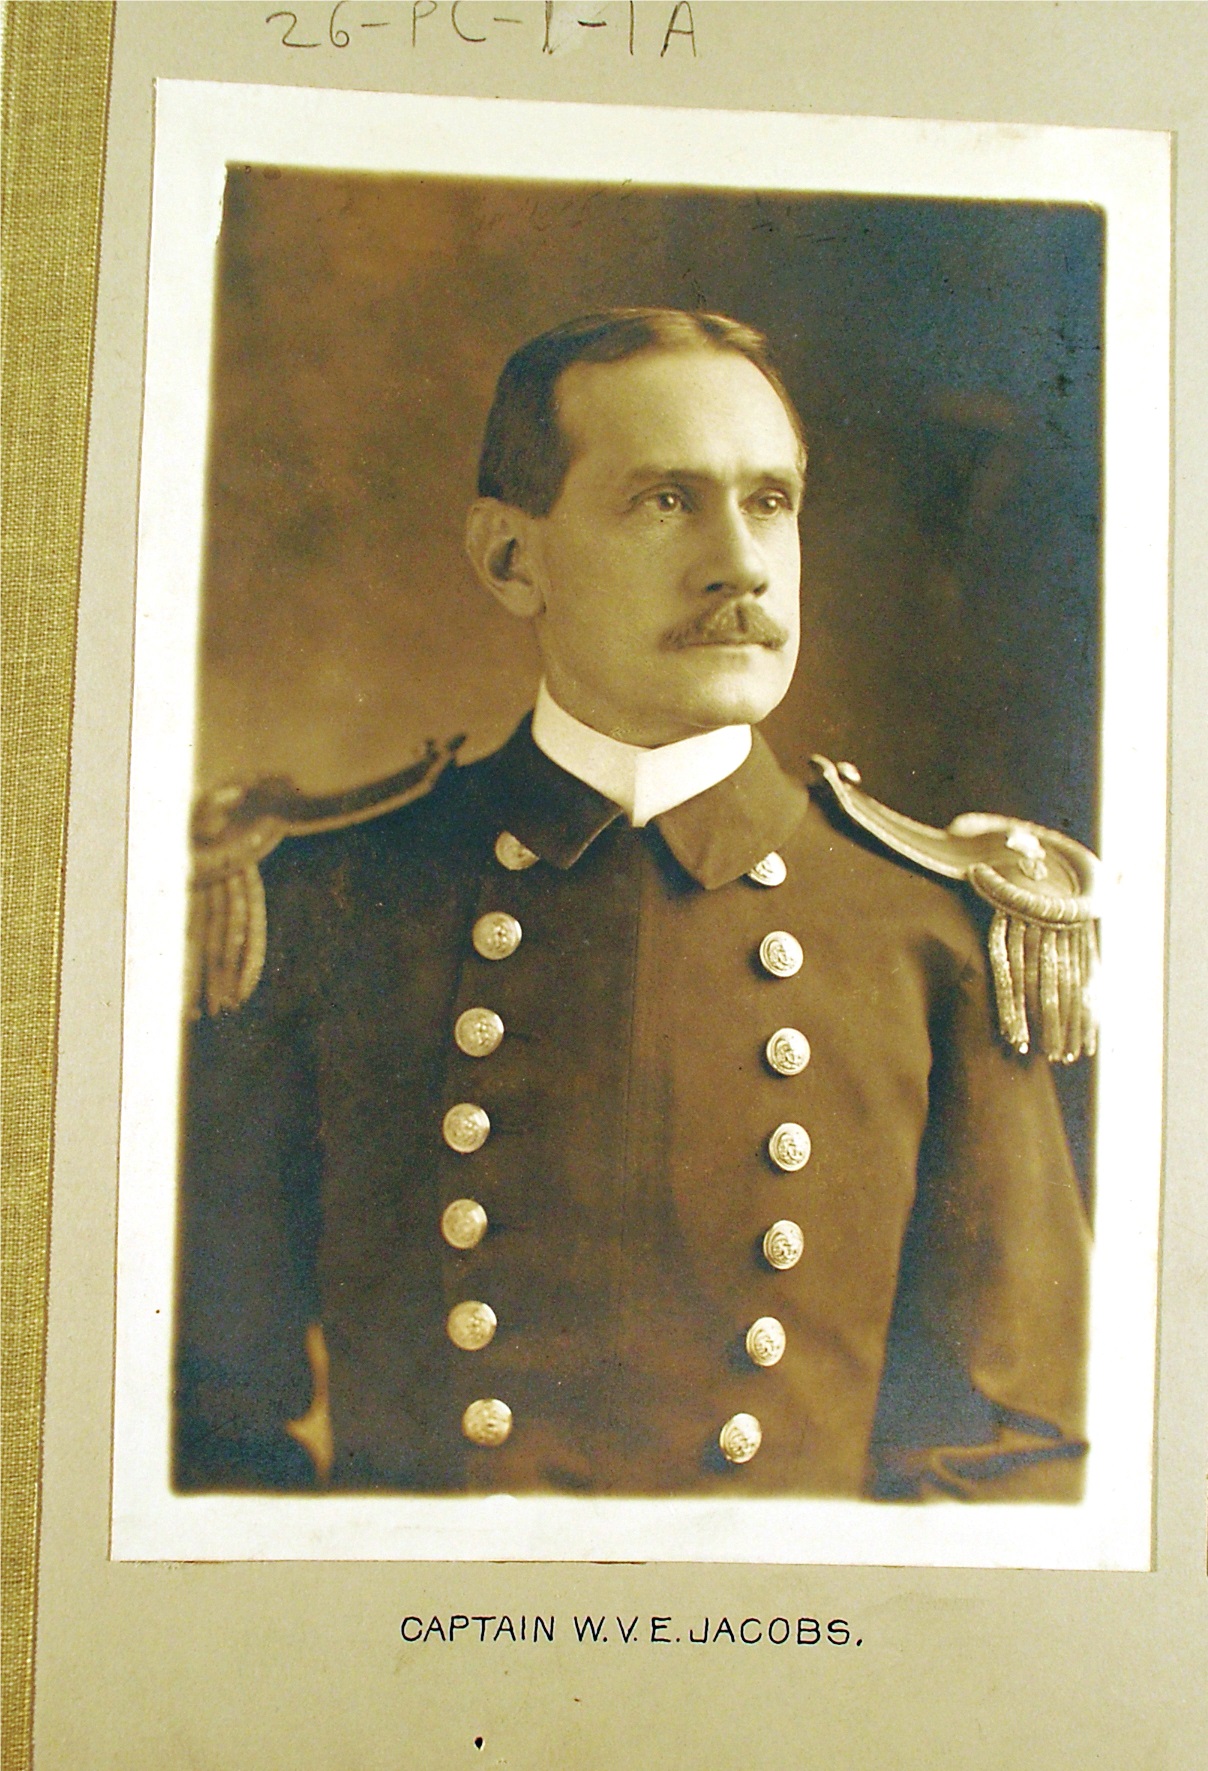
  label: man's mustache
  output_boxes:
[662,598,791,652]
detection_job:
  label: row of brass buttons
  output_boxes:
[448,847,530,1445]
[450,838,812,1461]
[737,853,813,1462]
[754,868,809,1439]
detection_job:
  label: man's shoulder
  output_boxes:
[187,735,499,1018]
[261,742,503,880]
[796,755,1098,1062]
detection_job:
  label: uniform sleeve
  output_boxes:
[871,934,1091,1502]
[174,874,323,1491]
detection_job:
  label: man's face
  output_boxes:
[527,347,804,745]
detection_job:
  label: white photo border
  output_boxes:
[112,80,1170,1566]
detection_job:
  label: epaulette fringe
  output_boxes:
[812,756,1098,1064]
[187,736,463,1019]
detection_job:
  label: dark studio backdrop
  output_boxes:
[196,167,1103,1181]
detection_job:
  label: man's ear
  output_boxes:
[464,499,546,619]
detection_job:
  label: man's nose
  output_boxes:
[700,498,767,596]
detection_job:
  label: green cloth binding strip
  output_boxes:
[1,9,115,1769]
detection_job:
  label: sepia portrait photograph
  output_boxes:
[110,81,1169,1567]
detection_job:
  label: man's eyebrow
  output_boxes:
[620,463,805,493]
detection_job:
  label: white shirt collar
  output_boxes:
[531,682,752,828]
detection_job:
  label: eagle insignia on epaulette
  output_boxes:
[187,737,463,1020]
[812,756,1098,1064]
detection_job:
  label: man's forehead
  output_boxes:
[555,347,803,473]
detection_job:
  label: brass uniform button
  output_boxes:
[719,1412,762,1465]
[758,931,803,978]
[441,1198,488,1250]
[768,1122,811,1172]
[447,1300,498,1351]
[837,760,862,785]
[762,1219,805,1271]
[462,1397,512,1447]
[765,1027,810,1076]
[443,1102,490,1154]
[745,1316,787,1367]
[454,1006,505,1058]
[495,830,539,871]
[472,911,522,960]
[746,851,787,888]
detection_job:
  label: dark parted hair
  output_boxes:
[476,307,806,517]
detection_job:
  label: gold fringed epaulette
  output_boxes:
[187,736,464,1020]
[812,755,1098,1063]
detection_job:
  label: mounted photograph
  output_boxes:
[111,81,1169,1565]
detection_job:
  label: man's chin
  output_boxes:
[668,647,794,727]
[655,660,792,734]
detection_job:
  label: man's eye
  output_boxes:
[648,489,686,514]
[752,491,792,515]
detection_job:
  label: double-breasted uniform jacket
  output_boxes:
[177,718,1092,1500]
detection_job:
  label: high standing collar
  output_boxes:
[488,716,808,890]
[531,683,752,828]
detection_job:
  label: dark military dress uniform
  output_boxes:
[176,718,1092,1500]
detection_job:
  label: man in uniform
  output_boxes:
[178,309,1094,1500]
